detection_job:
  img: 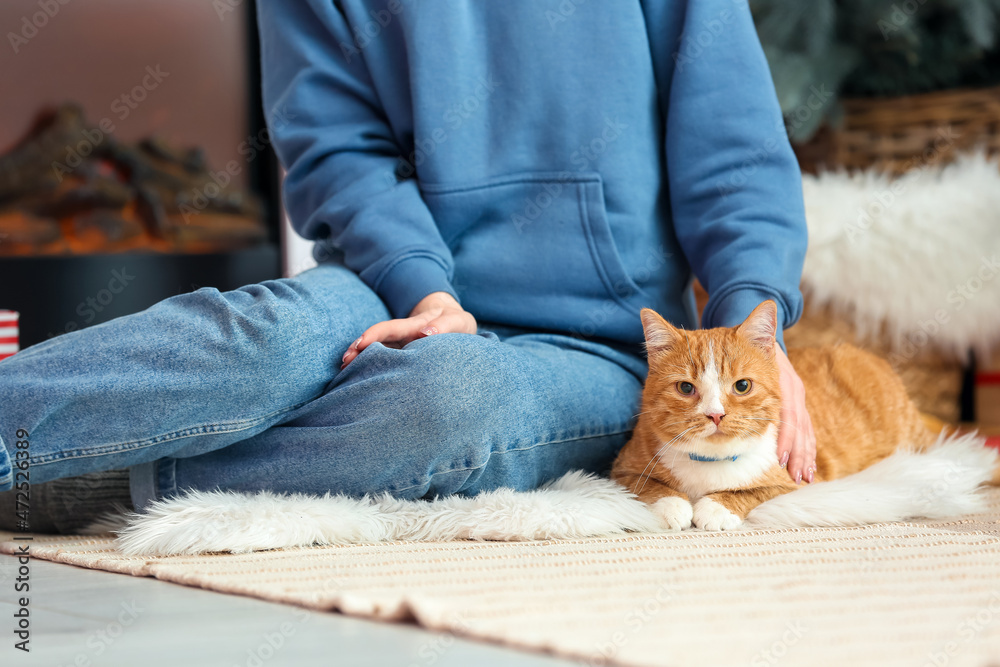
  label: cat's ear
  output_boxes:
[736,301,777,358]
[640,308,678,356]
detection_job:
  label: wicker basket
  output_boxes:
[794,85,1000,176]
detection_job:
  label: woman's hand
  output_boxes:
[774,343,817,483]
[340,292,477,369]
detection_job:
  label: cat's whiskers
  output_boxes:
[633,417,700,434]
[663,438,686,471]
[641,443,686,498]
[734,427,765,440]
[652,420,700,430]
[632,426,698,497]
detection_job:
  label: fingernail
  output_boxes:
[779,452,789,468]
[420,326,439,336]
[795,471,802,484]
[806,469,815,483]
[341,351,349,363]
[352,337,362,350]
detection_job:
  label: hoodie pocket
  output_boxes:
[420,172,646,333]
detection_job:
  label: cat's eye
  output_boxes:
[677,381,695,395]
[733,379,752,395]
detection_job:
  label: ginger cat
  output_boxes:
[611,300,957,531]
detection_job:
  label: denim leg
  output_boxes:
[154,328,648,502]
[0,263,387,492]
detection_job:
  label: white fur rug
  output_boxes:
[113,433,996,556]
[801,151,1000,360]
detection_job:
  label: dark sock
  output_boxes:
[0,469,133,534]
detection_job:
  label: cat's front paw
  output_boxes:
[651,496,694,531]
[692,498,742,531]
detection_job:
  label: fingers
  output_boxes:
[781,399,817,484]
[774,343,817,484]
[775,424,793,472]
[340,318,427,369]
[360,318,427,349]
[786,442,808,485]
[802,411,818,482]
[792,396,818,483]
[339,309,478,369]
[340,335,364,369]
[420,311,476,338]
[775,413,803,483]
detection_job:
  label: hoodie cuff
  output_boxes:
[374,253,459,319]
[702,286,789,352]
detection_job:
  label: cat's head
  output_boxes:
[639,301,782,461]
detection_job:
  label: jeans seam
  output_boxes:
[391,427,633,493]
[28,400,313,467]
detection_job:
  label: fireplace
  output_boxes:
[0,0,281,348]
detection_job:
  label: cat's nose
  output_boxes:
[706,413,725,426]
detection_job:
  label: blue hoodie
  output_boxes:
[258,0,807,348]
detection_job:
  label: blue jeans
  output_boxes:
[0,264,647,508]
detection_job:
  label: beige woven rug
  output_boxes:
[6,491,1000,667]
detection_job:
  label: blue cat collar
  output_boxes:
[688,453,739,463]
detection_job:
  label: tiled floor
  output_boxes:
[0,555,574,666]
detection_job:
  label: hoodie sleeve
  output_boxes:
[647,0,807,349]
[257,0,458,318]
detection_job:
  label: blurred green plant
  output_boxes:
[751,0,1000,141]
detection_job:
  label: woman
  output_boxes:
[0,0,815,532]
